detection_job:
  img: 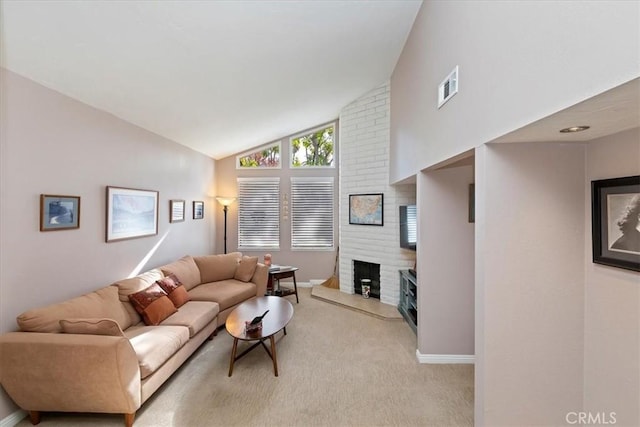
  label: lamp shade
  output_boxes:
[216,197,236,207]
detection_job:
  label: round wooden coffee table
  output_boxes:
[225,296,294,377]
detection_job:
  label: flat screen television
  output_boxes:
[399,205,417,251]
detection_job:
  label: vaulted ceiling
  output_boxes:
[0,0,422,159]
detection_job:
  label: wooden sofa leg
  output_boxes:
[124,412,135,427]
[28,411,41,425]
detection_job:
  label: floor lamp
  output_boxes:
[216,197,236,254]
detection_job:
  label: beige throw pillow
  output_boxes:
[234,256,259,282]
[59,318,125,336]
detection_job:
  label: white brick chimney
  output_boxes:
[339,82,416,306]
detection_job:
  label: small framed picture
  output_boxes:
[170,199,186,223]
[591,175,640,272]
[40,194,80,231]
[193,201,204,220]
[349,193,383,226]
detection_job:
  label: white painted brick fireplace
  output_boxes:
[338,82,416,306]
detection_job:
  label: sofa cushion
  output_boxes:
[188,279,257,312]
[59,318,125,337]
[128,283,177,326]
[160,301,219,337]
[114,269,164,325]
[17,285,131,333]
[193,252,242,283]
[234,256,258,282]
[158,256,201,291]
[125,325,189,379]
[156,275,191,308]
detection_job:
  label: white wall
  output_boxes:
[475,142,586,426]
[390,0,639,182]
[417,164,474,357]
[0,69,216,420]
[584,128,640,427]
[339,82,416,305]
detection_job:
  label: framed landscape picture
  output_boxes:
[170,200,185,223]
[591,175,640,272]
[40,194,80,231]
[349,193,383,226]
[106,186,158,242]
[193,201,204,219]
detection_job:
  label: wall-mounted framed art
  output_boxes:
[591,175,640,272]
[193,201,204,220]
[106,186,158,242]
[40,194,80,231]
[349,193,383,226]
[170,199,185,223]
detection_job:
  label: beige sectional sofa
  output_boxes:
[0,252,267,427]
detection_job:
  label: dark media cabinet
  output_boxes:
[398,270,417,334]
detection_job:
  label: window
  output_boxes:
[236,142,281,169]
[237,178,280,249]
[290,123,335,168]
[291,177,334,249]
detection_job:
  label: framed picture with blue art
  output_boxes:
[349,193,383,226]
[40,194,80,231]
[591,175,640,272]
[106,186,158,242]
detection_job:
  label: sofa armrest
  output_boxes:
[251,263,268,297]
[0,332,141,414]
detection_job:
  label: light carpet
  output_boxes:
[16,288,473,427]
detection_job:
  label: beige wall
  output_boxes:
[476,142,586,426]
[0,69,216,420]
[584,128,640,426]
[214,123,339,283]
[417,164,474,356]
[390,0,639,182]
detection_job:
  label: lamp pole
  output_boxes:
[223,205,228,254]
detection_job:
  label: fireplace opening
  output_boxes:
[353,260,380,299]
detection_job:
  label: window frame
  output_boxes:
[290,176,335,251]
[236,141,282,169]
[236,177,280,250]
[289,122,336,169]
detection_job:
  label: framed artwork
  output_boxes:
[591,175,640,272]
[106,186,158,242]
[170,200,186,223]
[349,193,383,226]
[193,201,204,220]
[40,194,80,231]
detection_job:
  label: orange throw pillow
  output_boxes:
[156,274,191,308]
[128,283,177,325]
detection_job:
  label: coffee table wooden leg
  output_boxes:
[292,273,299,303]
[270,335,278,377]
[228,337,239,377]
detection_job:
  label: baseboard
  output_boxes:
[0,410,26,427]
[280,281,312,288]
[415,350,475,364]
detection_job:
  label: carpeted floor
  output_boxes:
[16,288,473,426]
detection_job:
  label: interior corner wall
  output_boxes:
[390,0,639,183]
[475,142,585,426]
[0,69,216,420]
[584,127,640,426]
[417,165,474,357]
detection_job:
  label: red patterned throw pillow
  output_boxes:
[156,274,191,308]
[128,283,177,325]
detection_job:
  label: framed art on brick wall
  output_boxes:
[349,193,383,226]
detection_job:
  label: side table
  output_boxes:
[267,267,299,303]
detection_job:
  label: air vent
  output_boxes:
[438,66,459,108]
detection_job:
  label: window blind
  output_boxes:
[291,177,334,249]
[237,178,280,249]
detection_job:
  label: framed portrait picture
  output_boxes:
[170,200,186,223]
[40,194,80,231]
[591,175,640,272]
[106,186,158,242]
[349,193,383,226]
[193,201,204,220]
